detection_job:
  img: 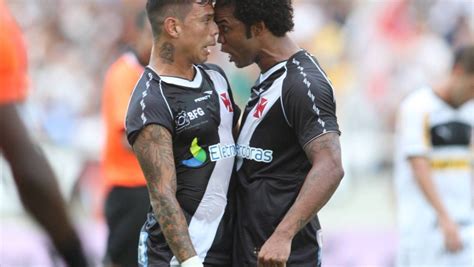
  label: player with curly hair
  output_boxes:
[215,0,344,266]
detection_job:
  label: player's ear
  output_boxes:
[163,17,181,38]
[250,21,265,38]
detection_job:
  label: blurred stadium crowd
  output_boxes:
[1,0,473,266]
[6,0,472,168]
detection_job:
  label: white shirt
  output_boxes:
[394,86,473,236]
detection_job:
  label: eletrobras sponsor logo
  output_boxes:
[209,143,273,163]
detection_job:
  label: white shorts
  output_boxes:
[397,224,473,267]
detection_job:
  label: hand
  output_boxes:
[257,232,292,267]
[439,216,463,253]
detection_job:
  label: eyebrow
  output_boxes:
[197,12,214,21]
[215,18,228,24]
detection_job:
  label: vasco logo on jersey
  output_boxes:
[220,92,234,112]
[253,97,267,118]
[182,137,207,167]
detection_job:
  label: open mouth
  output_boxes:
[221,49,234,62]
[227,53,235,62]
[203,43,216,55]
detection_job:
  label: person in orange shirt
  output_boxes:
[0,0,27,103]
[101,10,152,267]
[0,1,88,266]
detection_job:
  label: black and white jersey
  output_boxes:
[125,64,240,267]
[234,50,340,266]
[394,87,473,265]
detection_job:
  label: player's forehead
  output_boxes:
[214,5,237,24]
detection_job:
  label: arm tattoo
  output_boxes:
[160,42,175,64]
[304,132,341,163]
[133,124,196,261]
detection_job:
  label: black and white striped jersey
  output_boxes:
[233,50,340,266]
[125,64,240,267]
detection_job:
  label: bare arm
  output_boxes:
[409,156,462,252]
[258,132,344,265]
[277,132,343,237]
[0,103,87,266]
[132,124,196,261]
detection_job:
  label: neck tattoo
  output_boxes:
[160,42,175,64]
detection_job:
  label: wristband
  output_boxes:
[181,256,203,267]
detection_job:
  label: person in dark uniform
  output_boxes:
[125,1,240,266]
[214,0,344,266]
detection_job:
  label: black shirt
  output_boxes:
[234,50,340,266]
[126,64,240,266]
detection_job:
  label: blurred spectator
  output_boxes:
[394,45,474,266]
[0,1,88,265]
[101,9,151,267]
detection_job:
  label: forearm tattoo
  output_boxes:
[133,124,196,261]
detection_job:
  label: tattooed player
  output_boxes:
[125,1,240,266]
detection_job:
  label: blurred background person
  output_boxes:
[394,45,474,267]
[0,0,88,266]
[101,9,152,267]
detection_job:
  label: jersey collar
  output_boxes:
[148,65,203,89]
[257,61,287,85]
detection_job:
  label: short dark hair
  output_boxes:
[453,45,474,74]
[215,0,294,38]
[146,0,194,39]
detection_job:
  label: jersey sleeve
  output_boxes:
[397,96,431,157]
[125,74,174,146]
[282,69,340,148]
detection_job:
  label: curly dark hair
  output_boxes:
[216,0,294,38]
